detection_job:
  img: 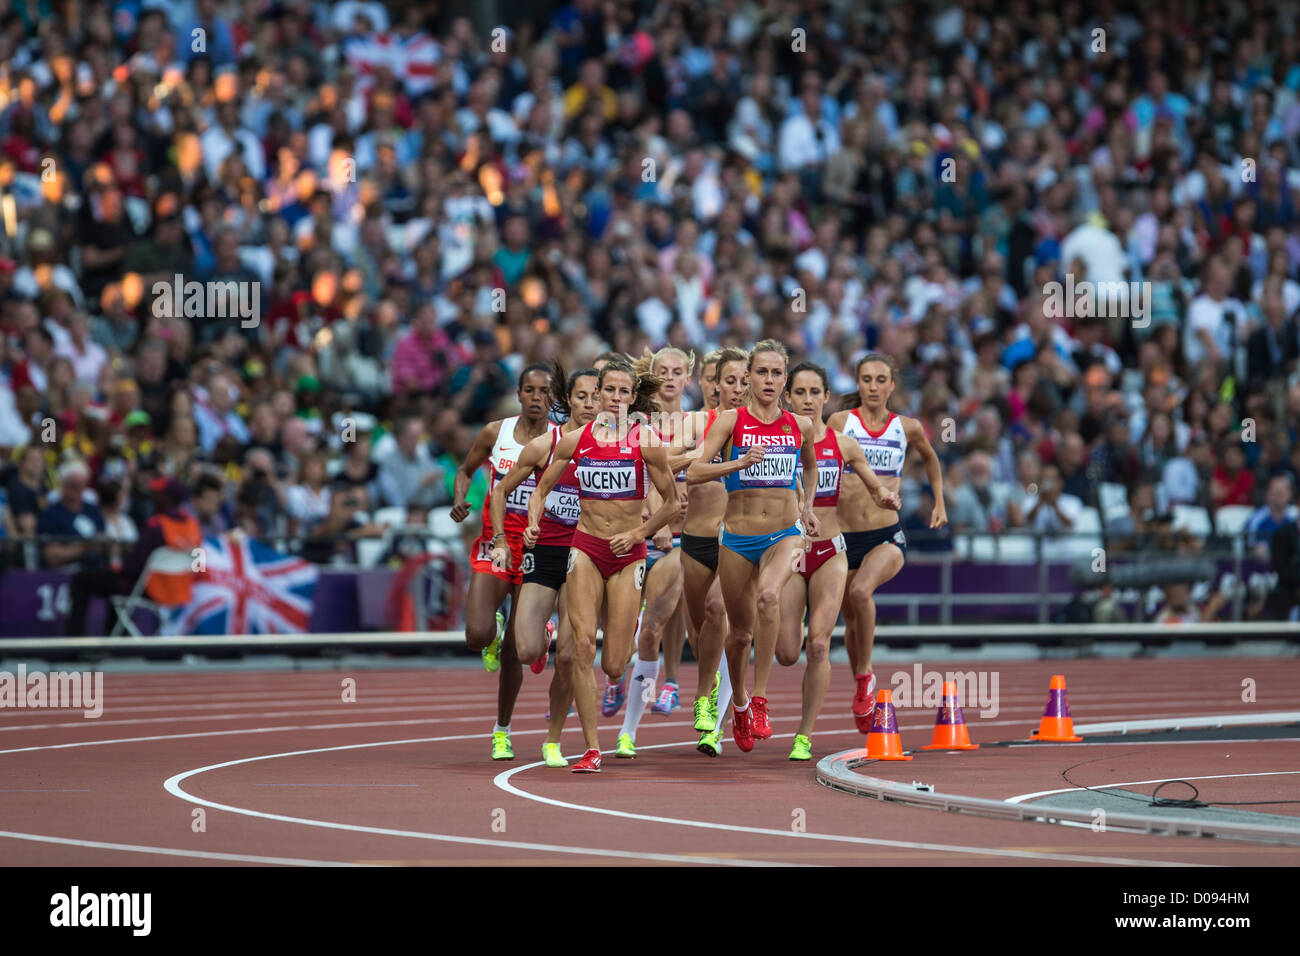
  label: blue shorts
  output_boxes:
[720,523,803,565]
[644,534,681,576]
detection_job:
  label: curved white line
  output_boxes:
[0,830,368,866]
[1006,770,1300,804]
[161,735,802,867]
[492,731,1196,867]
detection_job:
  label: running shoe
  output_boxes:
[600,671,629,717]
[693,695,715,732]
[531,619,555,675]
[751,696,772,739]
[852,672,877,734]
[542,742,567,768]
[697,726,723,757]
[615,733,636,758]
[732,704,755,753]
[788,734,812,761]
[571,749,602,773]
[482,610,506,672]
[491,730,514,760]
[651,681,680,715]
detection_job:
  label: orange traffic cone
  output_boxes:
[864,689,913,760]
[921,681,979,750]
[1029,674,1084,742]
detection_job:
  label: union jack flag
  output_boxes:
[164,533,319,635]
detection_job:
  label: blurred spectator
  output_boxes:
[6,445,48,537]
[947,451,1013,534]
[192,473,233,538]
[1210,441,1256,510]
[376,416,444,510]
[287,452,333,535]
[1246,474,1298,559]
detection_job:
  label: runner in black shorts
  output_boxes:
[826,354,946,733]
[490,365,600,767]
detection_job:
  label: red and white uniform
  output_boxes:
[536,428,582,548]
[840,409,907,478]
[472,416,559,584]
[569,419,652,581]
[797,429,847,579]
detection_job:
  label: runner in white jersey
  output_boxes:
[827,354,946,733]
[451,363,558,761]
[488,364,600,765]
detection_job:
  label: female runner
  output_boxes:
[774,362,900,759]
[687,340,819,753]
[527,355,681,772]
[681,348,748,756]
[598,347,692,722]
[614,346,710,755]
[488,365,600,764]
[828,354,946,732]
[451,363,557,750]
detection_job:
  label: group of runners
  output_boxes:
[451,341,947,772]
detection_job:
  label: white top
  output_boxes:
[840,409,908,478]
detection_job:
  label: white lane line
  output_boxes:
[491,733,1195,867]
[0,830,369,866]
[1006,770,1300,804]
[160,741,805,868]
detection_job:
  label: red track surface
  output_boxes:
[1,657,1297,866]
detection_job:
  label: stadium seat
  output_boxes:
[1214,505,1254,538]
[356,536,387,569]
[995,535,1039,563]
[1098,482,1128,516]
[1172,504,1212,537]
[429,507,461,542]
[1074,507,1103,533]
[373,506,407,528]
[970,534,998,561]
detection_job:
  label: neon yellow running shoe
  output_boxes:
[788,734,812,761]
[491,730,514,760]
[541,742,567,767]
[615,733,636,758]
[693,695,715,732]
[710,671,720,719]
[482,610,505,672]
[697,726,722,757]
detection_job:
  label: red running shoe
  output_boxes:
[531,620,555,675]
[852,673,877,734]
[732,704,755,752]
[751,696,772,739]
[571,749,602,773]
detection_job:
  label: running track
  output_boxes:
[1,657,1298,866]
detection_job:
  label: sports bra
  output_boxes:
[722,406,801,494]
[795,428,844,508]
[840,409,907,478]
[573,419,648,501]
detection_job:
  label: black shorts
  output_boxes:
[843,524,908,570]
[680,532,719,573]
[521,544,569,591]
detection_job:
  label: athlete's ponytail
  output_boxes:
[841,352,898,410]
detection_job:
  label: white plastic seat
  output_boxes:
[1213,505,1254,537]
[373,506,408,528]
[1172,504,1212,537]
[429,506,461,542]
[995,535,1039,563]
[1098,482,1128,515]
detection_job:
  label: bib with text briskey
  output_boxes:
[723,407,801,493]
[841,409,907,478]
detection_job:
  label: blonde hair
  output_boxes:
[747,338,789,371]
[653,346,696,375]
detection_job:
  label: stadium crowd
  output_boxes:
[0,0,1298,628]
